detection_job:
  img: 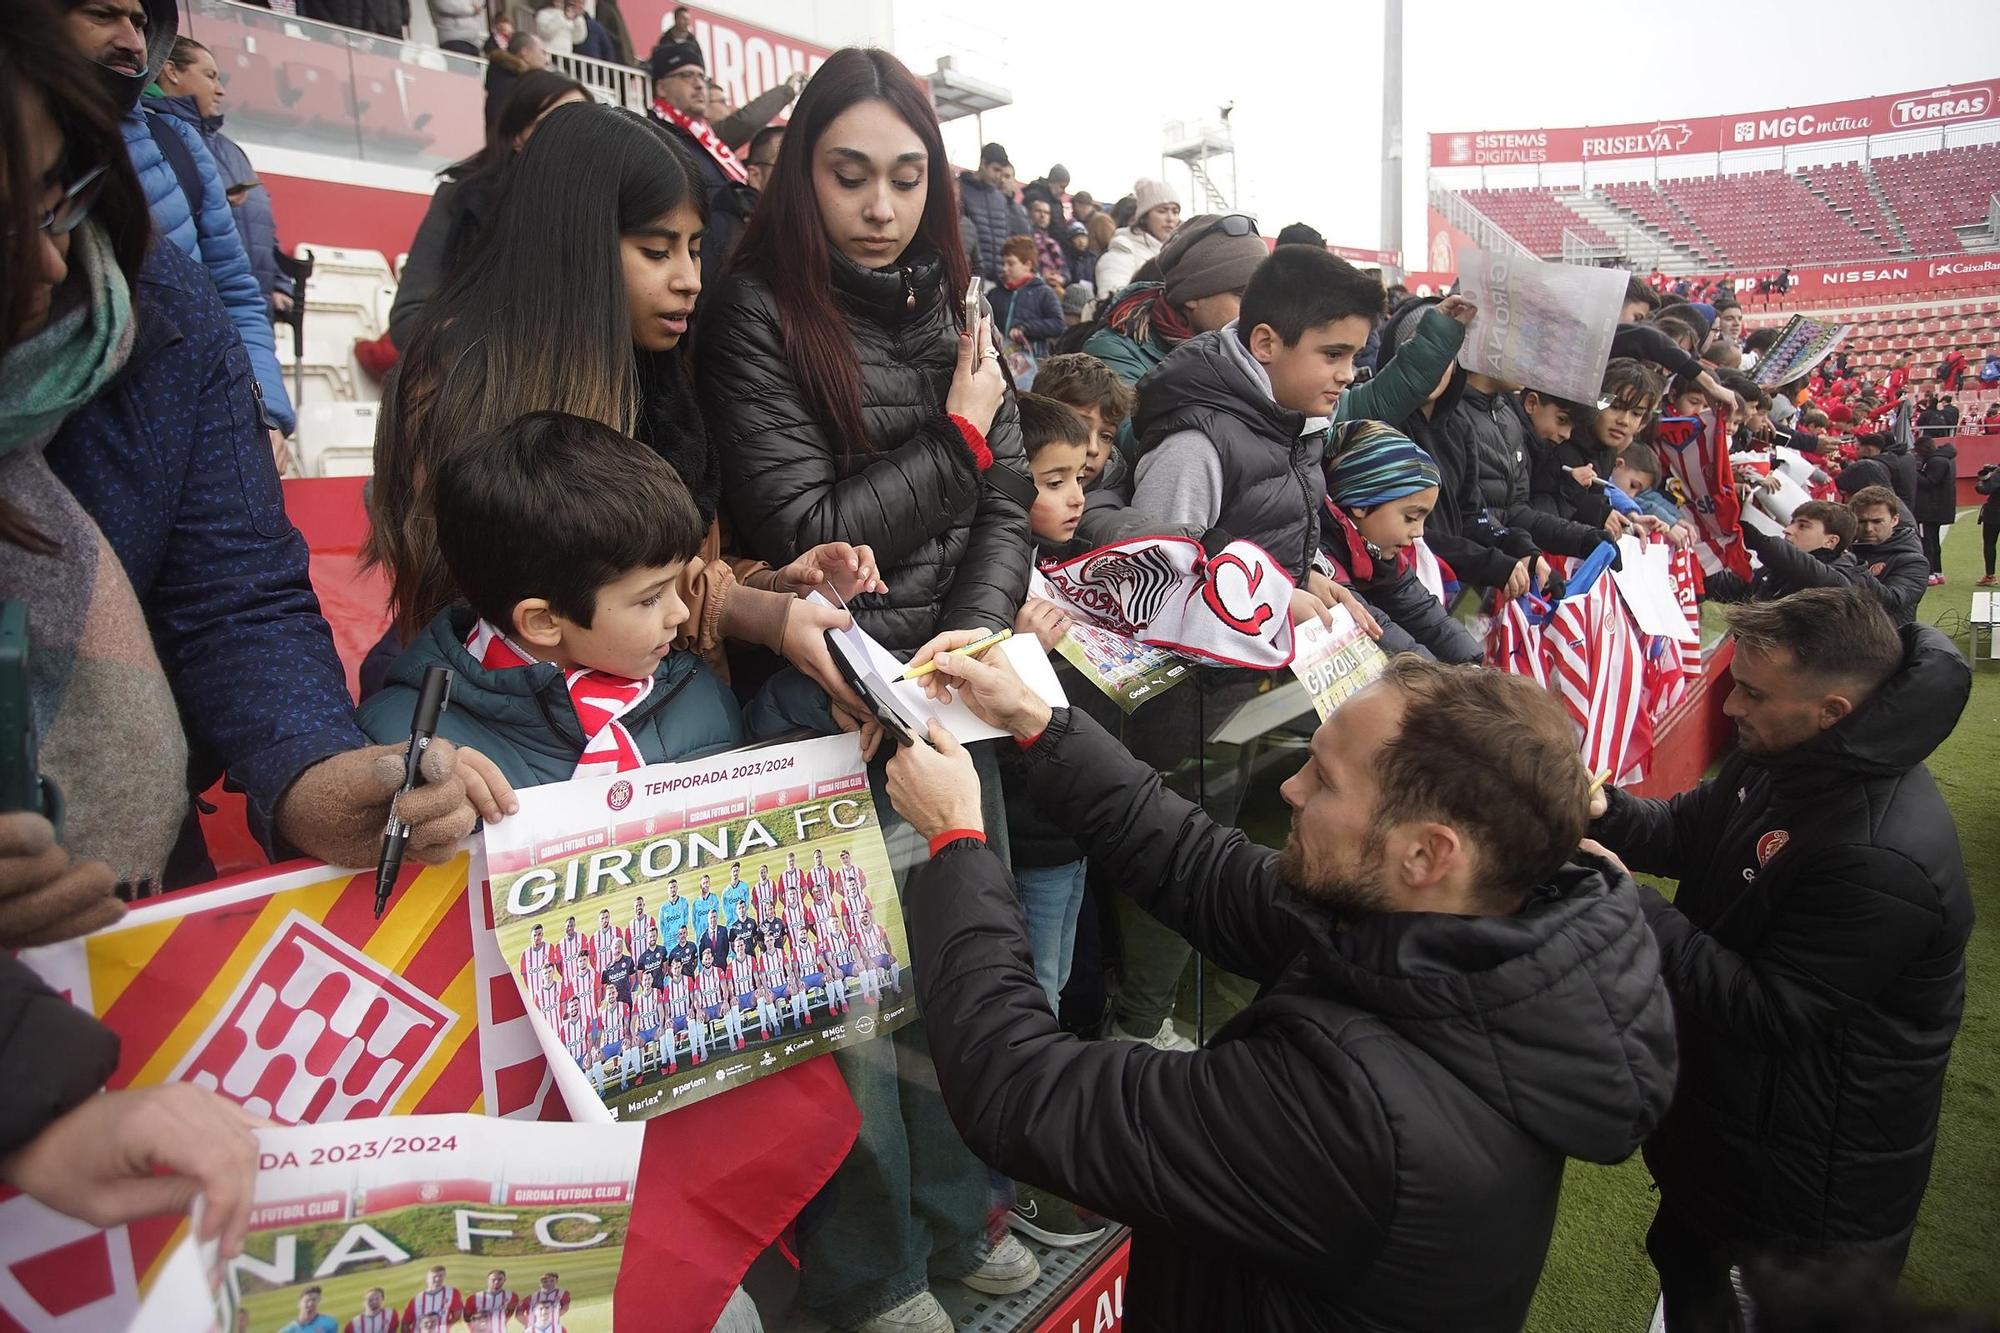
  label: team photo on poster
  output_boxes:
[483,735,914,1121]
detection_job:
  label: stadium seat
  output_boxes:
[294,401,382,478]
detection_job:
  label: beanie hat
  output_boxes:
[1132,178,1177,218]
[1326,421,1442,508]
[1062,282,1095,316]
[1158,214,1269,307]
[650,47,701,80]
[981,142,1011,167]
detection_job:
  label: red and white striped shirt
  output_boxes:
[518,939,552,983]
[561,953,597,998]
[780,867,804,897]
[558,1014,592,1063]
[555,930,587,965]
[402,1288,461,1331]
[464,1288,514,1333]
[805,862,833,901]
[794,938,825,977]
[783,895,810,943]
[664,975,695,1020]
[753,876,777,915]
[727,954,755,999]
[627,913,658,953]
[824,930,853,969]
[523,1287,569,1322]
[837,867,869,924]
[596,1000,629,1048]
[345,1311,398,1333]
[588,925,624,972]
[696,966,728,1011]
[527,970,568,1017]
[757,949,789,993]
[630,985,663,1031]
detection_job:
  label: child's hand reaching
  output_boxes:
[778,542,888,602]
[1015,598,1073,652]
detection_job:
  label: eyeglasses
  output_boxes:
[21,165,108,240]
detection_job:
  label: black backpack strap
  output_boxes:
[144,110,206,224]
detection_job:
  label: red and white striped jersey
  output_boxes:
[727,954,755,998]
[524,1287,570,1320]
[805,862,833,905]
[557,1014,592,1063]
[344,1310,398,1333]
[630,985,662,1030]
[837,868,869,924]
[752,876,777,914]
[626,913,658,953]
[695,965,728,1011]
[783,895,810,943]
[402,1288,462,1331]
[588,925,624,971]
[527,970,568,1017]
[560,952,597,998]
[664,975,695,1020]
[823,929,853,969]
[793,937,825,976]
[596,999,629,1045]
[554,930,587,965]
[757,948,789,993]
[464,1288,514,1333]
[1653,410,1751,581]
[780,867,804,898]
[869,925,894,962]
[517,939,552,984]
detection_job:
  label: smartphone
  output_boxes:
[964,276,983,337]
[0,601,45,818]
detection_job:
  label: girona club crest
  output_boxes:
[168,911,456,1124]
[607,779,634,811]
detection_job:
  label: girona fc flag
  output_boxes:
[5,855,856,1333]
[1652,409,1752,582]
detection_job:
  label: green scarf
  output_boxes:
[0,222,135,455]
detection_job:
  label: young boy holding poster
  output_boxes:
[357,411,812,786]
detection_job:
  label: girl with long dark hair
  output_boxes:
[695,47,1039,1333]
[369,102,877,714]
[385,70,588,348]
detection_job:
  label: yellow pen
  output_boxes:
[898,628,1013,680]
[1587,769,1611,799]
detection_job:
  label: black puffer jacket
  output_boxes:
[1915,442,1958,527]
[958,172,1013,284]
[1443,385,1604,557]
[1,955,120,1157]
[1880,438,1922,512]
[914,708,1678,1333]
[697,245,1031,653]
[1595,624,1972,1254]
[1851,519,1931,625]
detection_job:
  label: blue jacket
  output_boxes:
[357,608,747,789]
[122,104,296,434]
[145,95,291,310]
[48,241,366,856]
[958,172,1013,285]
[989,276,1065,354]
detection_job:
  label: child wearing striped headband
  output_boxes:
[1320,421,1483,664]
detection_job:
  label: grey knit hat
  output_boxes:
[1159,214,1268,307]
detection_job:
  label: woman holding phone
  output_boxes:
[694,46,1037,1333]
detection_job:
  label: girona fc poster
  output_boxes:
[483,732,914,1123]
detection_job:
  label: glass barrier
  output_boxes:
[182,0,485,173]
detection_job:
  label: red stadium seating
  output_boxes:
[1458,187,1615,257]
[1599,182,1722,263]
[1654,172,1889,267]
[1872,143,2000,256]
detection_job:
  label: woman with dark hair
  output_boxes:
[369,102,874,713]
[695,46,1039,1333]
[386,69,589,349]
[22,0,469,886]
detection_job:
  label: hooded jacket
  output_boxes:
[1880,437,1921,512]
[696,244,1031,653]
[1595,624,1971,1253]
[1094,226,1165,298]
[958,171,1014,285]
[1702,524,1864,603]
[356,608,745,788]
[915,707,1678,1333]
[120,0,294,434]
[1443,385,1604,557]
[1851,519,1931,624]
[1131,327,1327,581]
[1914,442,1958,527]
[1373,301,1535,592]
[48,242,367,867]
[143,94,289,308]
[1319,507,1482,664]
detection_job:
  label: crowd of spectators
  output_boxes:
[1,4,1986,1333]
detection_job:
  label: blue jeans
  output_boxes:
[1015,860,1088,1012]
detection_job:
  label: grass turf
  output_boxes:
[1216,516,2000,1330]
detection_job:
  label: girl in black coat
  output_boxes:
[692,48,1039,1332]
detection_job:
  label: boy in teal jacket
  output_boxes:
[359,412,796,785]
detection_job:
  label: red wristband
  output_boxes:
[1014,728,1045,750]
[928,828,986,858]
[948,414,994,471]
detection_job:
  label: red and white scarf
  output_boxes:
[466,620,653,777]
[652,102,749,185]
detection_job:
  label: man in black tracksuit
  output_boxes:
[1592,588,1971,1332]
[884,652,1678,1332]
[1845,485,1932,624]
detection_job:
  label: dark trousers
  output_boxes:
[1920,522,1945,574]
[1983,521,1997,577]
[1648,1206,1749,1333]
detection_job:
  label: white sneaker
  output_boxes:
[852,1290,953,1333]
[956,1234,1042,1295]
[1110,1017,1197,1053]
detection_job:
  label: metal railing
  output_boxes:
[1426,185,1535,263]
[549,48,651,114]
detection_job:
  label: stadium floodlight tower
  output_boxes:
[1163,110,1238,214]
[926,56,1012,143]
